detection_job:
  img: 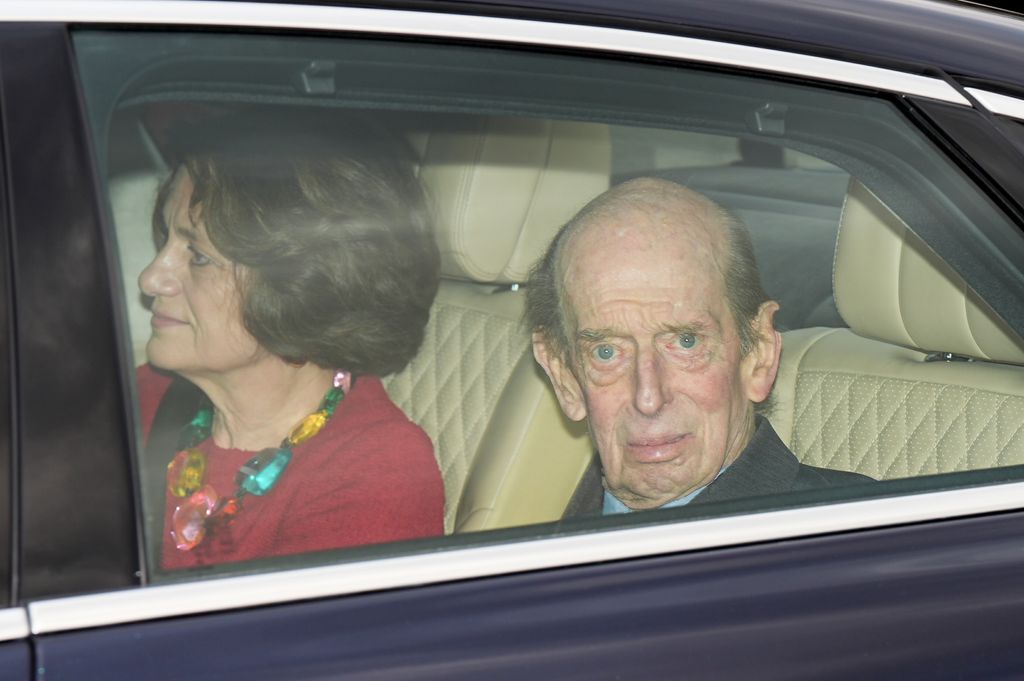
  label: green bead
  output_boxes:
[191,407,214,430]
[321,387,344,416]
[236,448,293,496]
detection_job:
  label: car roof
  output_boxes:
[235,0,1024,95]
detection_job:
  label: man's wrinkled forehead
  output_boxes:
[556,196,730,312]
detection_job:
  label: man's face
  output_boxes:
[535,206,779,509]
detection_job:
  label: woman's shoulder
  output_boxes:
[293,375,444,537]
[341,376,419,429]
[326,375,436,462]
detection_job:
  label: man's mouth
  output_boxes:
[625,433,689,462]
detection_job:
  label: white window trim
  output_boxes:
[0,0,970,107]
[28,479,1024,634]
[968,87,1024,122]
[0,608,29,643]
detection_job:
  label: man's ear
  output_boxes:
[532,332,587,421]
[742,300,782,404]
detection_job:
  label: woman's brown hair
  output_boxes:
[153,108,440,376]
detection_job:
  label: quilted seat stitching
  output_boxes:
[792,370,1024,479]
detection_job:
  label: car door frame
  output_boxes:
[3,3,1024,679]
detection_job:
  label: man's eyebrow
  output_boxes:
[577,328,616,342]
[659,320,714,335]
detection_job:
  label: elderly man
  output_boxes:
[527,178,868,516]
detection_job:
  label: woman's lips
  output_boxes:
[151,311,186,328]
[626,433,689,462]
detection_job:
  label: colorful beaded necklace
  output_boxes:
[167,370,349,551]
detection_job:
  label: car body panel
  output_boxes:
[0,610,30,681]
[0,641,29,680]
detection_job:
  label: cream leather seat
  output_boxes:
[383,117,608,533]
[111,170,166,366]
[770,179,1024,479]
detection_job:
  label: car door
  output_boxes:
[4,3,1024,680]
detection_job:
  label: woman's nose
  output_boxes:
[138,248,181,298]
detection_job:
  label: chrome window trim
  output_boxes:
[28,479,1024,634]
[0,608,29,643]
[1,0,971,106]
[967,87,1024,122]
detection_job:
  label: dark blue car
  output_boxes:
[0,0,1022,678]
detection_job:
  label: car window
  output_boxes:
[0,160,11,608]
[72,29,1024,584]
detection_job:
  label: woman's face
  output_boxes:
[139,168,264,379]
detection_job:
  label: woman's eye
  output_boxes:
[188,245,211,267]
[677,333,699,350]
[593,344,617,362]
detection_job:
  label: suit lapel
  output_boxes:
[691,417,800,505]
[562,458,603,518]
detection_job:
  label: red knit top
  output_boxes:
[137,364,444,571]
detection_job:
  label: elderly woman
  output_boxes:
[135,110,443,570]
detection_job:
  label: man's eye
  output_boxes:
[593,344,617,362]
[188,245,211,267]
[677,333,699,350]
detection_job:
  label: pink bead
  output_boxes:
[171,485,220,551]
[333,370,351,392]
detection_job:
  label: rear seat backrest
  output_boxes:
[383,117,609,532]
[770,179,1024,479]
[111,170,165,367]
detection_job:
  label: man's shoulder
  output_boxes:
[746,417,874,490]
[792,462,873,490]
[698,416,872,502]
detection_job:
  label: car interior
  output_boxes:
[81,30,1024,573]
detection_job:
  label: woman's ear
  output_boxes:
[533,332,587,421]
[742,300,782,404]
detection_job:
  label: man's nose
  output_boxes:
[138,248,181,298]
[633,350,671,416]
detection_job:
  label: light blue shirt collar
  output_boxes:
[602,465,730,515]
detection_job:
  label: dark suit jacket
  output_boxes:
[563,416,872,518]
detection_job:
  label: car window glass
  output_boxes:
[997,116,1024,158]
[72,29,1024,584]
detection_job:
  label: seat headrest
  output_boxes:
[417,117,610,284]
[834,179,1024,364]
